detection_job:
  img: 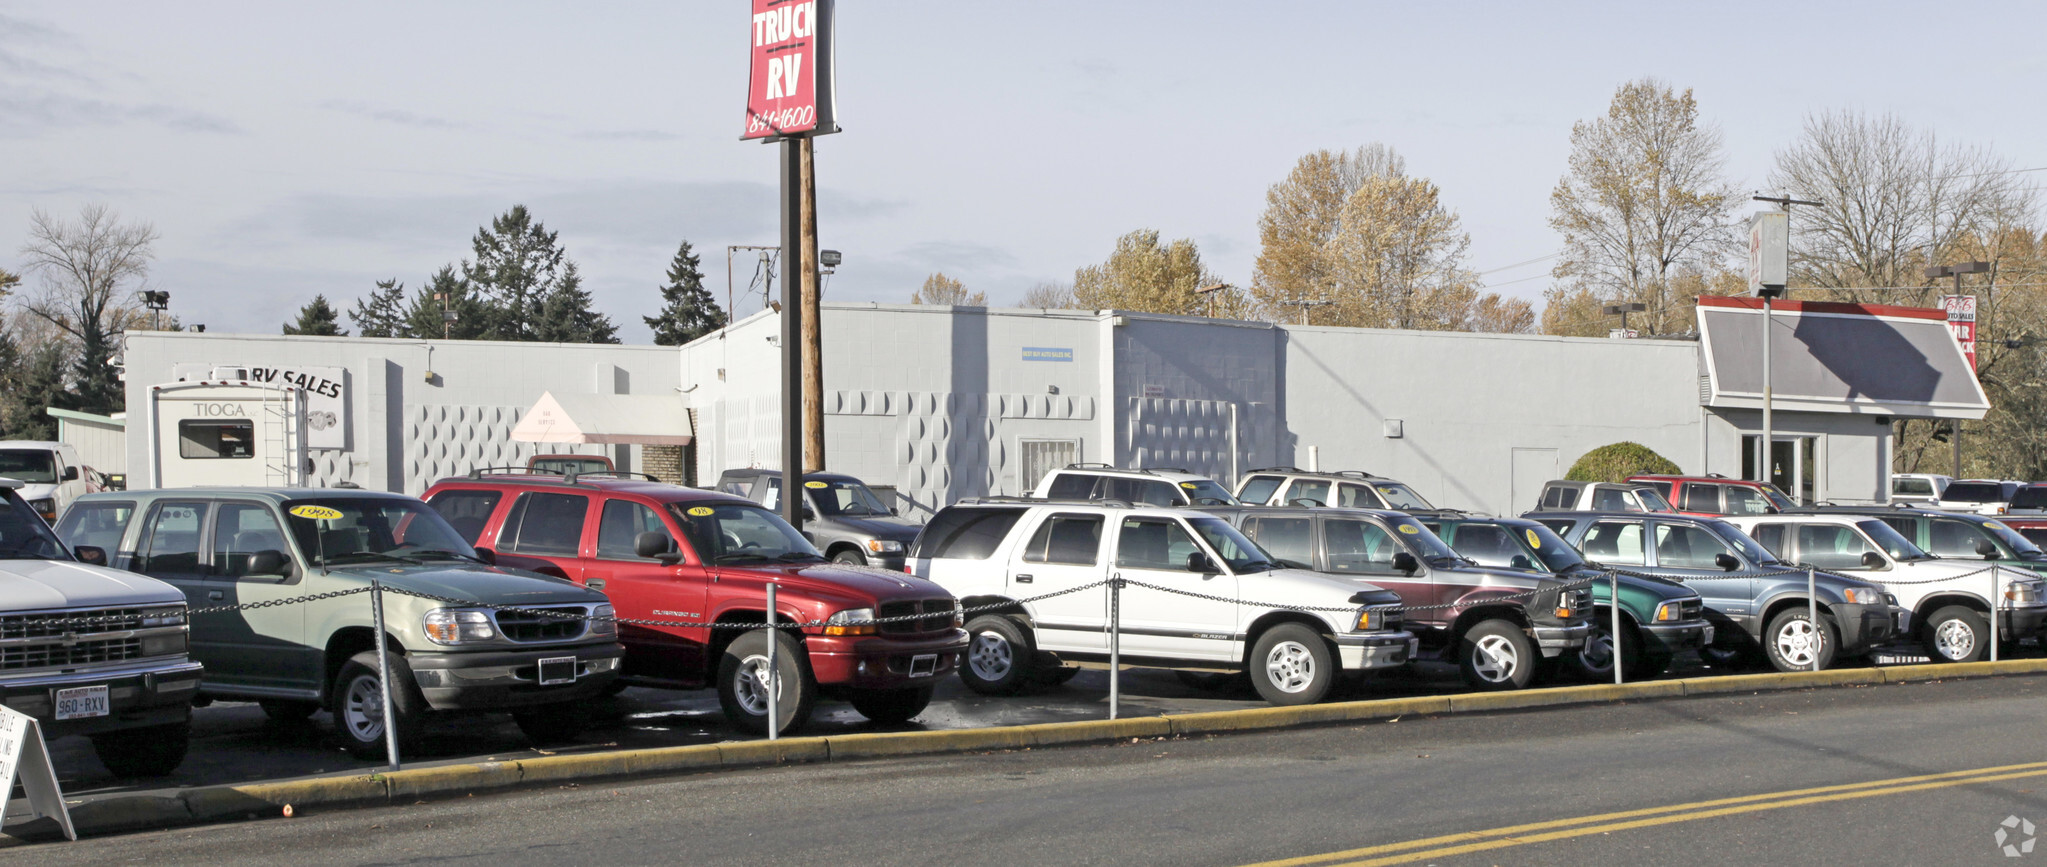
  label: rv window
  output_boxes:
[179,420,255,459]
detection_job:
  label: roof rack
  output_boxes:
[957,496,1136,508]
[465,466,566,480]
[568,471,664,484]
[1139,466,1193,474]
[1332,470,1380,479]
[1244,466,1303,474]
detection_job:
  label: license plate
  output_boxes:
[55,685,109,720]
[908,654,938,677]
[537,656,578,686]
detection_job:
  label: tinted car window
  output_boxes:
[1582,520,1647,566]
[1372,483,1433,510]
[1243,516,1314,568]
[1927,519,1985,557]
[1796,524,1877,570]
[2012,487,2047,509]
[1112,478,1182,507]
[1045,473,1098,499]
[1335,483,1380,509]
[1021,514,1103,565]
[1535,518,1577,537]
[1115,517,1197,570]
[1751,523,1787,555]
[2020,528,2047,547]
[596,500,672,561]
[427,489,502,545]
[1723,487,1772,515]
[1631,487,1676,512]
[1324,519,1401,574]
[913,507,1025,560]
[1449,523,1525,568]
[501,492,590,556]
[56,500,135,553]
[141,501,207,573]
[1540,486,1569,509]
[1238,475,1285,505]
[1944,482,2008,503]
[0,496,70,560]
[1287,480,1332,506]
[670,502,821,563]
[1680,484,1719,513]
[1591,487,1633,511]
[1895,478,1936,497]
[1654,523,1732,569]
[284,498,477,563]
[214,503,288,578]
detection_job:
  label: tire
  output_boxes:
[1249,623,1337,706]
[1763,608,1838,671]
[960,615,1036,695]
[1922,605,1990,663]
[848,685,934,724]
[1457,619,1538,691]
[1564,611,1621,682]
[1030,656,1081,686]
[831,549,867,566]
[258,699,319,722]
[513,702,591,746]
[333,650,428,760]
[716,628,817,735]
[91,722,190,777]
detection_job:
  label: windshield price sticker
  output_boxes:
[1180,482,1198,489]
[288,505,344,521]
[1397,524,1419,535]
[1526,529,1542,549]
[804,480,828,489]
[686,506,716,517]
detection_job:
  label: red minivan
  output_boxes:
[422,470,968,734]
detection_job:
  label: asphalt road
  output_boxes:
[22,672,2047,865]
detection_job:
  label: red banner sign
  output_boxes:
[1943,294,1978,371]
[744,0,834,139]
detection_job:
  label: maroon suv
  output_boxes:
[422,471,968,734]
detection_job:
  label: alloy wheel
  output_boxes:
[1263,640,1317,694]
[968,631,1013,681]
[342,674,385,741]
[1933,618,1977,660]
[1775,619,1821,667]
[1471,634,1521,683]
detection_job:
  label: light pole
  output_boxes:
[1926,260,1991,477]
[1751,195,1821,492]
[138,290,170,331]
[1282,298,1333,326]
[1602,302,1646,337]
[1195,282,1232,318]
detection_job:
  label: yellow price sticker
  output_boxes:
[686,506,716,517]
[288,505,344,521]
[1179,482,1197,489]
[1397,524,1419,535]
[1525,528,1542,549]
[804,480,828,489]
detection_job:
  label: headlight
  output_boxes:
[423,608,496,644]
[823,607,878,636]
[28,498,54,520]
[1355,607,1397,632]
[588,604,617,637]
[141,632,188,657]
[2007,581,2043,603]
[1841,587,1885,605]
[949,599,963,628]
[140,606,187,627]
[1654,601,1685,622]
[867,539,904,554]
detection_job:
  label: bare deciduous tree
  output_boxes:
[1547,78,1738,336]
[17,204,158,413]
[1019,281,1076,309]
[910,272,986,306]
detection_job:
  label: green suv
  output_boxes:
[57,488,625,757]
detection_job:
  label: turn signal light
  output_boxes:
[823,624,879,636]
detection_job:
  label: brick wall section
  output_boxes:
[644,444,685,485]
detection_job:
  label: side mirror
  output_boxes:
[1392,552,1419,575]
[635,531,678,560]
[1510,554,1533,570]
[889,507,899,516]
[61,466,78,482]
[247,549,291,576]
[473,547,497,566]
[1714,552,1740,571]
[801,506,816,521]
[1860,551,1886,569]
[1185,552,1218,573]
[74,545,106,566]
[1977,537,2000,559]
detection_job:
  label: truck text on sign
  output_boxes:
[1943,294,1978,372]
[744,0,835,139]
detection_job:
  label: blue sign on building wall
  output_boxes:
[1022,346,1074,362]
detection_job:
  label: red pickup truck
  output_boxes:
[422,471,968,734]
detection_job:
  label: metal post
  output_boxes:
[1953,270,1966,478]
[1990,566,2001,663]
[1108,576,1121,721]
[779,137,805,534]
[765,581,779,740]
[1761,296,1773,490]
[1807,567,1818,672]
[369,579,400,771]
[1609,570,1622,685]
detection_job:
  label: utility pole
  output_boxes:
[1927,260,1990,477]
[800,137,825,473]
[1283,298,1334,325]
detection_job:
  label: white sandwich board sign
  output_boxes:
[0,705,75,841]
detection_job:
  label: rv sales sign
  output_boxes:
[743,0,836,139]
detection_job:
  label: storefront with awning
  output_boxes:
[510,391,694,446]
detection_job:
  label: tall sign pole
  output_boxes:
[1748,196,1819,496]
[744,0,838,532]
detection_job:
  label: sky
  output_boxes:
[3,1,2044,342]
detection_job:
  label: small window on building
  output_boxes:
[1019,440,1080,494]
[180,420,254,459]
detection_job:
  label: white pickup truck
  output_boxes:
[907,499,1416,706]
[0,477,201,776]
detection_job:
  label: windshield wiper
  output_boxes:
[775,551,825,563]
[322,551,423,566]
[713,552,771,564]
[412,550,489,564]
[1237,559,1276,572]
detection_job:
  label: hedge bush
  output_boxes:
[1564,442,1681,483]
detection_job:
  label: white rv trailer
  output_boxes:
[144,373,307,489]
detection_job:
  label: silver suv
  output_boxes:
[2,479,201,777]
[1233,468,1444,513]
[1030,464,1241,506]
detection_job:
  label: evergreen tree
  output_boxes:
[533,263,620,344]
[401,267,490,340]
[283,295,348,336]
[644,240,727,345]
[4,343,69,440]
[351,279,409,338]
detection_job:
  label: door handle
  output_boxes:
[1015,574,1033,584]
[587,578,606,591]
[208,590,224,601]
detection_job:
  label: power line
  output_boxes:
[1475,251,1561,275]
[1478,272,1552,291]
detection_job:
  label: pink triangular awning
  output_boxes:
[511,391,693,445]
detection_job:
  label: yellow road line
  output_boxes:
[1243,759,2047,867]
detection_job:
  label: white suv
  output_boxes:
[908,499,1416,706]
[1726,513,2047,662]
[1029,464,1240,506]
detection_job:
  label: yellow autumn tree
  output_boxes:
[1071,229,1212,314]
[910,272,986,306]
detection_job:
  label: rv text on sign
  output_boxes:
[743,0,836,139]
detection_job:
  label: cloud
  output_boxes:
[575,129,682,142]
[0,93,242,137]
[895,240,1018,270]
[319,99,470,130]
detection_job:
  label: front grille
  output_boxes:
[878,599,957,635]
[493,607,589,643]
[1,637,145,670]
[1680,599,1703,621]
[1,607,147,640]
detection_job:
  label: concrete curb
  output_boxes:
[28,656,2047,840]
